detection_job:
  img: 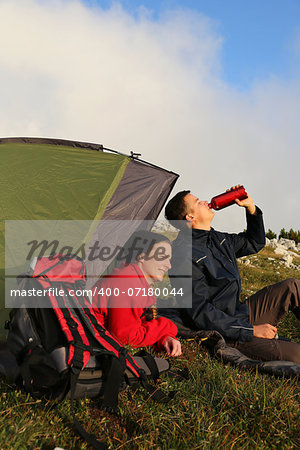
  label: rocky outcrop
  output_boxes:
[267,237,299,251]
[265,238,300,269]
[152,219,178,233]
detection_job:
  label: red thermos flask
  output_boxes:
[209,186,248,210]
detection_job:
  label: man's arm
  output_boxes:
[187,286,277,341]
[228,194,265,257]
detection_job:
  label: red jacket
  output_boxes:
[92,264,178,351]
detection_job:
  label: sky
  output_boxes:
[0,0,299,234]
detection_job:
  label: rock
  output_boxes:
[278,238,296,250]
[152,220,178,233]
[268,238,278,249]
[274,245,288,256]
[283,254,293,267]
[265,237,299,270]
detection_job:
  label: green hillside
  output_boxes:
[0,246,299,449]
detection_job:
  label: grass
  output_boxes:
[0,246,299,449]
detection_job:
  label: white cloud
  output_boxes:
[0,0,299,233]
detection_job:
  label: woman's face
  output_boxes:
[138,241,172,282]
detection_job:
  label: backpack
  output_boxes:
[5,254,174,449]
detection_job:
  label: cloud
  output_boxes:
[0,0,299,233]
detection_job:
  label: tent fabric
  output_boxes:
[101,159,178,220]
[0,137,179,337]
[0,137,105,151]
[0,141,129,221]
[85,159,179,287]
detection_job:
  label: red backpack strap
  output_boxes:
[78,305,141,378]
[33,255,142,376]
[33,254,86,282]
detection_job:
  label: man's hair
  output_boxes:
[165,190,190,229]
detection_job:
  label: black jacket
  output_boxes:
[168,207,265,343]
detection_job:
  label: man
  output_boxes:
[164,186,300,363]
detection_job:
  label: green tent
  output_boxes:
[0,137,178,337]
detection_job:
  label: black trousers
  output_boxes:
[232,278,300,364]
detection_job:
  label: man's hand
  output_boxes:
[228,184,256,215]
[253,323,277,339]
[235,196,256,215]
[163,336,182,356]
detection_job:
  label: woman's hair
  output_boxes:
[116,230,171,266]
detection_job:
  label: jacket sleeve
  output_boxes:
[95,274,178,350]
[107,307,178,349]
[227,206,266,258]
[186,268,254,343]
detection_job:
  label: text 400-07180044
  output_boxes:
[94,287,184,298]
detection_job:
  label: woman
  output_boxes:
[92,231,181,357]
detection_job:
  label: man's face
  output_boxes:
[184,193,215,227]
